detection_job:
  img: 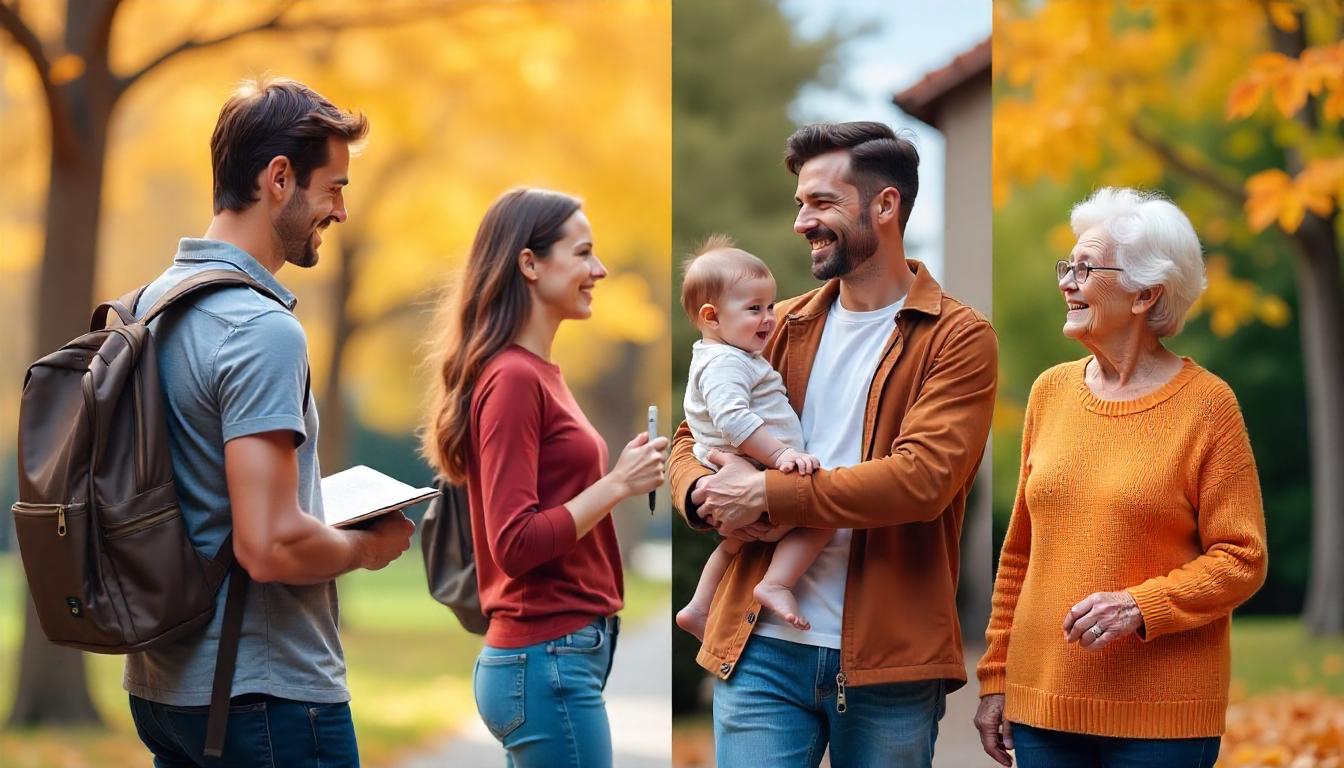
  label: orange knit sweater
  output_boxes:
[978,357,1268,738]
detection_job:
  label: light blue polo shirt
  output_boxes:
[123,238,347,706]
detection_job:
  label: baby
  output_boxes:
[675,235,832,642]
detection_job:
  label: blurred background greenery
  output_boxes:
[1,1,670,765]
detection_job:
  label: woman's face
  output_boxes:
[529,210,606,321]
[1059,224,1137,343]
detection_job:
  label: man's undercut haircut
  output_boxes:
[211,75,369,214]
[784,121,920,232]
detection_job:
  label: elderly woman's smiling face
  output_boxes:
[1059,224,1141,343]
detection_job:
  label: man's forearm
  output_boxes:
[238,512,363,584]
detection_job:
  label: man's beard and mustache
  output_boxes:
[275,189,331,269]
[807,208,879,281]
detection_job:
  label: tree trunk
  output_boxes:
[318,238,360,473]
[1295,216,1344,635]
[10,149,108,727]
[10,0,118,729]
[1269,19,1344,635]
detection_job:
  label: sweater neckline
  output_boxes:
[1072,356,1202,416]
[508,343,561,372]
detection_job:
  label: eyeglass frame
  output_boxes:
[1056,260,1125,284]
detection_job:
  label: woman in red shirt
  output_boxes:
[424,187,667,767]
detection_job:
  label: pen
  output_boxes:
[648,405,658,513]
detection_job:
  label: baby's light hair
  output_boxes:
[680,235,774,327]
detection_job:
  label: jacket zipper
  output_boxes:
[836,670,847,713]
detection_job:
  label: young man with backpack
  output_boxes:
[119,76,414,765]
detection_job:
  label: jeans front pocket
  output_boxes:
[550,621,605,654]
[474,651,527,740]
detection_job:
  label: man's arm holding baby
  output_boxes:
[694,317,997,533]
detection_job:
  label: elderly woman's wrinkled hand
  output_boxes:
[974,694,1014,766]
[1062,591,1144,650]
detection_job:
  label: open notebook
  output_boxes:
[320,465,437,528]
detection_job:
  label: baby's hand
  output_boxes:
[775,448,821,476]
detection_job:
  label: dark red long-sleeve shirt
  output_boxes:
[467,345,624,647]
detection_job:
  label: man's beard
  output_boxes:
[276,190,320,268]
[809,208,878,281]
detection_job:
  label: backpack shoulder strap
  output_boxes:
[140,269,287,325]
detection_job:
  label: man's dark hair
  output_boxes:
[210,76,369,214]
[784,121,919,233]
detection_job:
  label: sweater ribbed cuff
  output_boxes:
[978,669,1006,696]
[1126,583,1174,641]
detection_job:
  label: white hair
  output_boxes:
[1070,187,1207,337]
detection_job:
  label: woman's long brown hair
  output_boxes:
[422,187,582,483]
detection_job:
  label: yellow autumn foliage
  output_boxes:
[2,0,671,439]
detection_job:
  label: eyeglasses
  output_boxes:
[1056,260,1125,284]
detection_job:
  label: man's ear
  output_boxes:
[1133,285,1165,316]
[873,187,901,226]
[698,303,719,329]
[517,248,538,282]
[263,156,293,203]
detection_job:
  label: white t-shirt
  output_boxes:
[684,340,804,467]
[754,293,904,649]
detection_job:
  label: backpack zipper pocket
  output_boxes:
[12,501,84,537]
[102,505,179,539]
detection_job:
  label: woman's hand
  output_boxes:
[1062,590,1144,650]
[610,431,669,498]
[974,694,1013,766]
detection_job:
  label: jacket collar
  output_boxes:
[786,259,943,322]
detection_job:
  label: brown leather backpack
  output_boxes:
[11,269,304,757]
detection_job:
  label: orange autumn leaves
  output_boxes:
[1229,40,1344,237]
[1222,692,1344,767]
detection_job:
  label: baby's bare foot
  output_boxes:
[754,581,810,631]
[676,604,708,642]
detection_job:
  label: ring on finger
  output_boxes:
[1090,624,1105,639]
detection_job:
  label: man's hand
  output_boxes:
[690,450,768,534]
[352,512,415,571]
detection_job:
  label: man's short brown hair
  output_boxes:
[784,121,919,233]
[210,76,369,214]
[680,234,774,327]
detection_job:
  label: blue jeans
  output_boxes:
[129,693,358,767]
[1011,723,1221,768]
[473,616,620,768]
[713,634,947,767]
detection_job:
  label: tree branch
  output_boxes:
[1128,119,1246,206]
[116,0,301,93]
[0,1,54,95]
[115,0,500,94]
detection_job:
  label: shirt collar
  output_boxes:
[173,238,298,310]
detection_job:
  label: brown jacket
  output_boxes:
[670,260,997,691]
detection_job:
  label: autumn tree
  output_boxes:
[2,0,669,727]
[994,0,1344,632]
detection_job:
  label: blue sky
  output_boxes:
[781,0,991,280]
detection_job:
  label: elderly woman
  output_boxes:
[973,187,1268,768]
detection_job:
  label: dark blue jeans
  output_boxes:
[129,693,359,767]
[1011,722,1220,768]
[473,616,621,768]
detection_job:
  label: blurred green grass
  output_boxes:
[1230,615,1344,698]
[0,550,667,767]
